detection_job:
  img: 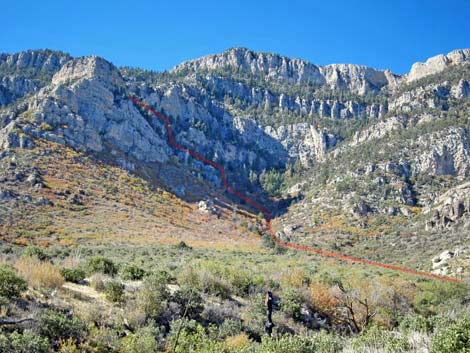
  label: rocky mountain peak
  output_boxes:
[172,47,397,95]
[52,56,124,90]
[407,48,470,82]
[0,49,71,74]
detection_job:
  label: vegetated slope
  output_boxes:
[0,139,261,250]
[1,47,470,279]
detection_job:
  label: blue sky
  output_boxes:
[1,0,469,74]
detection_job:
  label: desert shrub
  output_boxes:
[280,268,310,289]
[15,257,64,290]
[218,319,243,339]
[176,241,192,250]
[86,256,117,276]
[280,289,304,321]
[178,263,231,299]
[172,285,204,319]
[178,260,263,298]
[57,338,81,353]
[23,245,49,261]
[413,280,469,316]
[430,316,470,353]
[79,326,121,353]
[38,309,86,343]
[317,273,407,332]
[351,325,410,353]
[261,233,276,249]
[228,268,264,296]
[225,333,252,351]
[259,333,342,353]
[138,271,171,319]
[104,280,125,303]
[0,330,49,353]
[0,265,27,298]
[121,325,160,353]
[166,319,224,353]
[259,335,317,353]
[310,331,344,353]
[399,314,433,333]
[120,264,145,280]
[60,268,86,284]
[89,273,107,292]
[241,293,269,337]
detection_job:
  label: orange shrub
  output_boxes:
[309,280,339,316]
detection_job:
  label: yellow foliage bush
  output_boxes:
[15,257,64,290]
[225,333,251,350]
[281,268,309,289]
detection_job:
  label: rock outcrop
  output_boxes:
[406,49,470,82]
[425,182,470,230]
[0,50,71,106]
[173,47,398,95]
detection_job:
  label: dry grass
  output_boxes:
[15,257,64,290]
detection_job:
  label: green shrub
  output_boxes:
[138,272,171,319]
[176,241,192,250]
[310,331,344,353]
[399,314,433,333]
[280,290,303,322]
[430,316,470,353]
[86,256,117,276]
[60,268,86,284]
[104,280,125,303]
[89,273,106,292]
[80,326,121,353]
[260,169,285,196]
[121,326,160,353]
[0,330,49,353]
[352,326,410,353]
[261,233,276,249]
[23,246,49,261]
[218,319,243,339]
[172,285,204,319]
[120,264,145,280]
[259,335,316,353]
[414,281,469,316]
[166,319,224,353]
[0,265,28,298]
[38,309,86,343]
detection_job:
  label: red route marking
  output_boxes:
[130,96,460,284]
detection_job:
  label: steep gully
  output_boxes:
[130,96,460,284]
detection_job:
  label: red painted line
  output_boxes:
[130,96,460,284]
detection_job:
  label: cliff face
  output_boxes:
[406,49,470,82]
[0,50,72,106]
[172,47,398,94]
